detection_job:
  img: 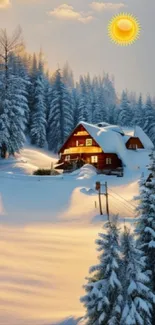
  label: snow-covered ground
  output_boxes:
[0,146,151,325]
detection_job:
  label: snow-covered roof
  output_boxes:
[121,126,154,150]
[97,122,109,127]
[121,127,134,137]
[103,125,124,135]
[134,126,154,150]
[79,121,128,165]
[77,121,154,166]
[97,122,124,135]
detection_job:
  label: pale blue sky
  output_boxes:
[0,0,154,97]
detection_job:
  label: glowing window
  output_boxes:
[86,139,92,146]
[91,156,98,163]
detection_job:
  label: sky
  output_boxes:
[0,0,154,97]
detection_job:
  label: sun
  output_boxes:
[108,13,140,46]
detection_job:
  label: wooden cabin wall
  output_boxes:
[60,152,122,170]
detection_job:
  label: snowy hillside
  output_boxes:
[0,145,151,325]
[0,146,58,175]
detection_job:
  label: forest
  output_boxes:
[0,27,155,157]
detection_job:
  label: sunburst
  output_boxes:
[108,13,140,46]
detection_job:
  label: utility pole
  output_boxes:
[105,181,110,221]
[95,181,110,219]
[95,182,103,215]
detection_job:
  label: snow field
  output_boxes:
[0,146,151,325]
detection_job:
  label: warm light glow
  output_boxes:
[74,131,89,136]
[108,13,140,46]
[63,146,102,154]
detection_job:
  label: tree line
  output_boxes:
[0,27,155,157]
[81,152,155,325]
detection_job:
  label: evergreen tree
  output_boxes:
[120,226,154,325]
[81,220,122,325]
[118,91,132,126]
[102,74,117,122]
[143,96,155,144]
[78,76,89,122]
[47,69,73,152]
[72,87,79,127]
[91,88,102,124]
[84,74,93,122]
[78,96,89,122]
[0,74,26,155]
[133,94,144,128]
[97,79,108,123]
[28,53,38,121]
[9,54,30,129]
[30,51,47,147]
[136,152,155,294]
[62,61,74,89]
[30,74,47,147]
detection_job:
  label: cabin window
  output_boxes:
[129,144,137,149]
[91,156,98,163]
[106,158,112,164]
[86,139,92,146]
[65,155,70,161]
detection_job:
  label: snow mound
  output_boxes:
[74,164,97,179]
[80,187,96,195]
[91,214,107,223]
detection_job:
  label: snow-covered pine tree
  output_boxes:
[47,69,73,152]
[120,226,154,325]
[136,152,155,295]
[90,77,102,124]
[118,91,132,126]
[133,94,144,128]
[84,74,93,123]
[91,88,102,124]
[78,96,89,122]
[9,53,30,129]
[0,27,27,157]
[44,71,52,128]
[0,87,11,157]
[0,73,26,155]
[78,76,89,123]
[143,96,155,145]
[62,61,74,89]
[30,77,47,148]
[102,74,117,123]
[28,53,38,126]
[30,51,47,147]
[97,78,108,123]
[81,220,122,325]
[72,86,80,127]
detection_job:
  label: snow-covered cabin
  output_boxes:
[57,122,154,172]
